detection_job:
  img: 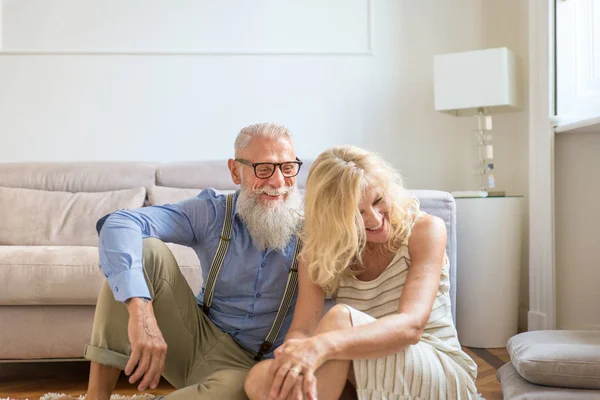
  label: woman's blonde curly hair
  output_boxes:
[301,145,420,294]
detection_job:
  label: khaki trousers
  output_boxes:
[84,238,257,399]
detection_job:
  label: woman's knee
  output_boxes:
[244,360,272,400]
[243,366,259,400]
[316,304,353,333]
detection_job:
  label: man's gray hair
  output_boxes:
[234,123,293,156]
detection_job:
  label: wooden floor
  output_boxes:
[0,347,509,399]
[463,347,510,400]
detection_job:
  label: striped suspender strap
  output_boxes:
[254,237,303,361]
[203,193,235,315]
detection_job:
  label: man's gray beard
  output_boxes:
[236,185,302,251]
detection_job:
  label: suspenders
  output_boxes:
[202,193,235,315]
[257,238,301,360]
[202,193,301,361]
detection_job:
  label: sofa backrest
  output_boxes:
[0,162,156,192]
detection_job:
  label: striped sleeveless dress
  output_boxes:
[335,216,480,400]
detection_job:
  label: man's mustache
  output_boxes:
[252,186,293,197]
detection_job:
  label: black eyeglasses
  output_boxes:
[235,158,303,179]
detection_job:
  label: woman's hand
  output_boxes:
[286,375,305,400]
[268,337,327,400]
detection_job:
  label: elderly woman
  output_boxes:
[245,145,479,400]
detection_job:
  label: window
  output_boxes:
[556,0,600,123]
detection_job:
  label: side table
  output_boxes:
[454,196,523,348]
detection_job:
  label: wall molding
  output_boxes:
[0,49,374,56]
[527,0,556,331]
[0,0,374,56]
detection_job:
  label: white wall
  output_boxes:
[555,130,600,330]
[2,1,371,53]
[0,0,530,327]
[480,0,530,332]
[0,1,527,188]
[0,0,371,163]
[0,2,3,49]
[553,0,600,331]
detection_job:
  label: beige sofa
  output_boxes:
[0,161,457,361]
[0,162,231,360]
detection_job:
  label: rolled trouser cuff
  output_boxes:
[84,344,130,370]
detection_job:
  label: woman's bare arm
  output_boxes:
[284,258,326,341]
[313,215,447,360]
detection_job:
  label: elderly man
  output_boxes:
[75,123,304,399]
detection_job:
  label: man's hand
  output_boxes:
[124,298,168,391]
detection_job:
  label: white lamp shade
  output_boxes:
[434,47,519,116]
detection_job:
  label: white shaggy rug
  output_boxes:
[2,394,158,400]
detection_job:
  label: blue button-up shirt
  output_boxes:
[98,188,299,357]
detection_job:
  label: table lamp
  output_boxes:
[434,47,519,197]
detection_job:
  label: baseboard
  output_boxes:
[528,311,547,331]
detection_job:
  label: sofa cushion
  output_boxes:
[148,186,202,205]
[0,245,104,305]
[165,243,202,293]
[498,362,600,399]
[0,162,156,192]
[0,244,202,305]
[156,161,239,190]
[0,186,146,246]
[148,186,239,206]
[508,330,600,390]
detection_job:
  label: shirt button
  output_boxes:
[261,263,266,268]
[248,313,254,319]
[256,293,262,298]
[115,286,119,292]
